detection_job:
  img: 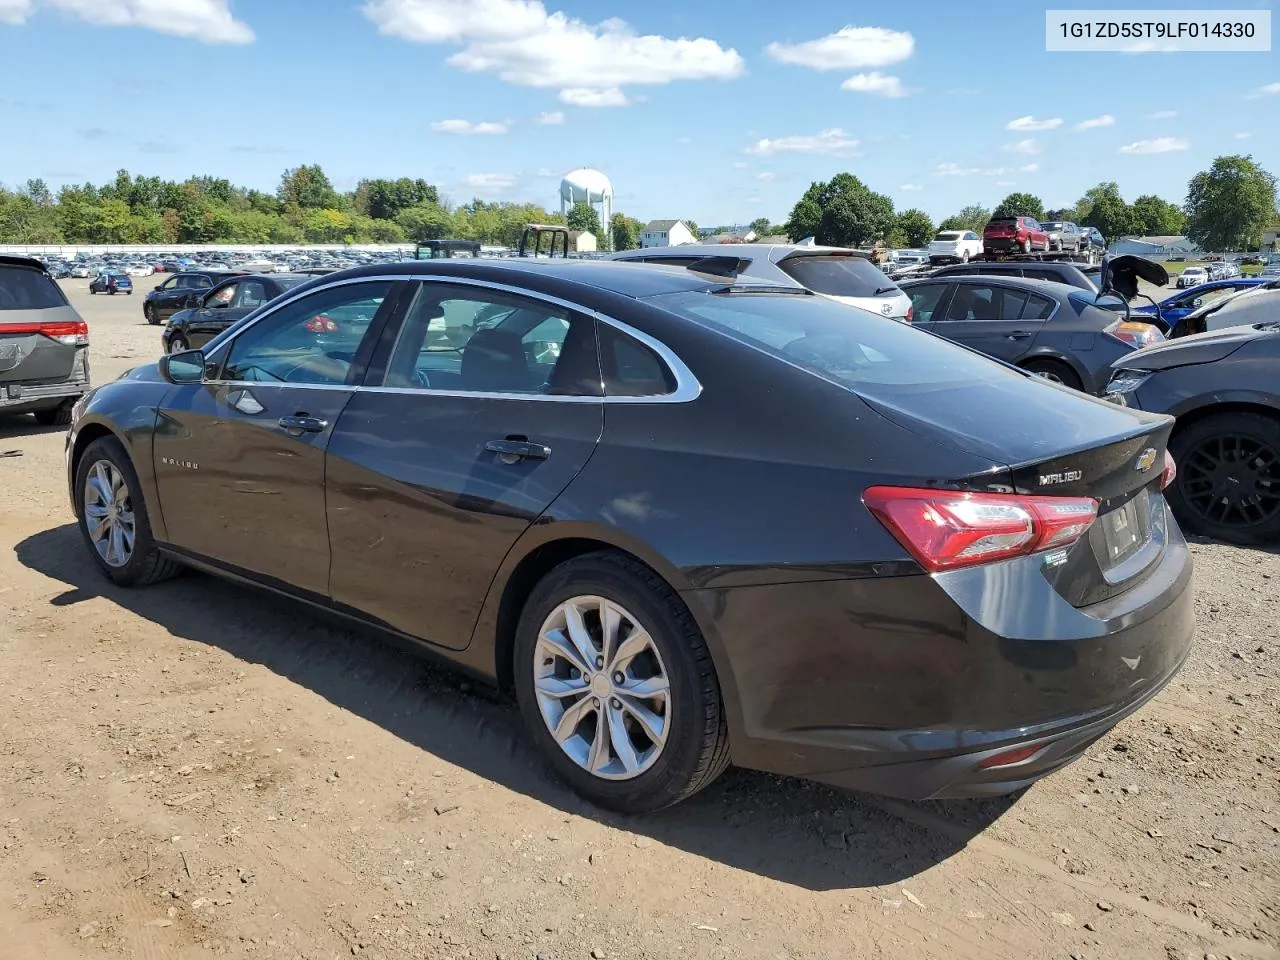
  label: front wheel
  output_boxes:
[514,552,731,813]
[961,251,971,263]
[167,334,189,354]
[73,436,183,587]
[1167,412,1280,545]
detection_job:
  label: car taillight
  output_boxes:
[304,315,339,333]
[0,320,89,346]
[863,486,1099,572]
[1104,319,1163,349]
[1161,451,1176,490]
[904,304,914,323]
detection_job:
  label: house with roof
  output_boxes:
[1110,235,1201,256]
[639,220,697,248]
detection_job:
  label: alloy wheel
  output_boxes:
[1180,432,1280,529]
[83,460,136,568]
[533,595,670,781]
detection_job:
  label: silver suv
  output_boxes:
[0,256,90,426]
[610,244,913,321]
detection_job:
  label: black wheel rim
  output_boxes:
[1180,432,1280,529]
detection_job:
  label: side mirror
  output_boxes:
[159,349,206,385]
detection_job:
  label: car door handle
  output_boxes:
[485,438,551,462]
[1006,330,1033,340]
[278,415,329,434]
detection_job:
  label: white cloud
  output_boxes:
[1245,81,1280,99]
[1234,132,1252,140]
[1004,138,1042,155]
[841,72,909,97]
[744,128,859,156]
[1074,114,1114,132]
[935,162,1012,177]
[900,183,922,191]
[756,171,775,181]
[431,118,509,134]
[537,110,564,125]
[1006,115,1062,131]
[363,0,744,106]
[19,0,254,42]
[463,172,518,194]
[732,161,747,169]
[1145,110,1178,119]
[765,25,913,70]
[0,0,32,25]
[1020,163,1039,173]
[996,180,1016,187]
[558,86,628,107]
[1118,137,1189,155]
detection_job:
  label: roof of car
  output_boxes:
[328,257,744,300]
[903,273,1085,298]
[0,254,47,272]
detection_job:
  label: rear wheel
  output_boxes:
[73,436,182,587]
[513,552,731,813]
[1022,358,1083,392]
[1021,238,1032,254]
[1167,412,1280,545]
[33,403,73,427]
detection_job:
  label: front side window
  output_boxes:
[382,284,600,396]
[232,280,269,310]
[906,283,948,322]
[208,282,238,307]
[220,280,392,385]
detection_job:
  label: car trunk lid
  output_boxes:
[0,262,85,387]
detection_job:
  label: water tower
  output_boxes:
[559,167,613,238]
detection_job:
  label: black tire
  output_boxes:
[1022,358,1084,392]
[961,251,970,263]
[144,303,157,324]
[168,334,189,354]
[33,403,73,427]
[1021,238,1032,254]
[73,435,183,587]
[513,552,731,814]
[1167,411,1280,545]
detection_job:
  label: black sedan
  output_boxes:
[66,259,1193,813]
[143,269,245,325]
[901,275,1162,393]
[1106,320,1280,544]
[162,273,309,353]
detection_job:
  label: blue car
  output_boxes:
[1132,277,1265,332]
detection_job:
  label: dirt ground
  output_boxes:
[0,276,1276,960]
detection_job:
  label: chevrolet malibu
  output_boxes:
[65,259,1194,813]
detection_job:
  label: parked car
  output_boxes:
[1041,221,1083,253]
[143,270,244,325]
[1106,320,1280,544]
[70,264,94,279]
[1168,283,1280,337]
[930,259,1098,293]
[126,263,156,277]
[927,230,984,264]
[610,243,913,321]
[89,272,133,295]
[1080,227,1106,259]
[900,275,1162,393]
[162,273,309,353]
[1132,278,1267,332]
[65,258,1192,812]
[0,255,90,426]
[982,216,1050,254]
[1176,266,1208,289]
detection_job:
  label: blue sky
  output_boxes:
[0,0,1275,227]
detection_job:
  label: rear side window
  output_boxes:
[598,324,675,397]
[0,266,68,310]
[651,290,1013,393]
[778,255,894,298]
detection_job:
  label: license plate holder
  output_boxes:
[1101,491,1151,567]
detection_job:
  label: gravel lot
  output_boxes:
[1,277,1277,960]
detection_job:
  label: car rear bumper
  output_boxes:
[983,239,1021,251]
[0,378,87,412]
[687,513,1194,799]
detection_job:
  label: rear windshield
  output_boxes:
[648,291,1013,393]
[1043,222,1063,230]
[0,266,69,310]
[777,255,896,298]
[934,232,963,241]
[988,218,1017,226]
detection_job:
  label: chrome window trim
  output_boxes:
[201,272,702,405]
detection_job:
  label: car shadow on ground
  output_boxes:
[0,415,65,443]
[16,522,1019,892]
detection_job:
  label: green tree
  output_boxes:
[937,204,991,233]
[1076,182,1136,243]
[1185,155,1278,252]
[1130,195,1186,236]
[895,208,934,248]
[991,192,1045,220]
[610,212,641,250]
[21,178,52,207]
[356,177,439,221]
[786,173,894,247]
[279,164,340,209]
[566,201,600,235]
[396,203,455,242]
[748,217,773,236]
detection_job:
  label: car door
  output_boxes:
[184,279,263,348]
[924,282,1050,364]
[153,278,408,595]
[324,280,605,650]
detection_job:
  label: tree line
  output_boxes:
[783,155,1277,252]
[0,164,651,251]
